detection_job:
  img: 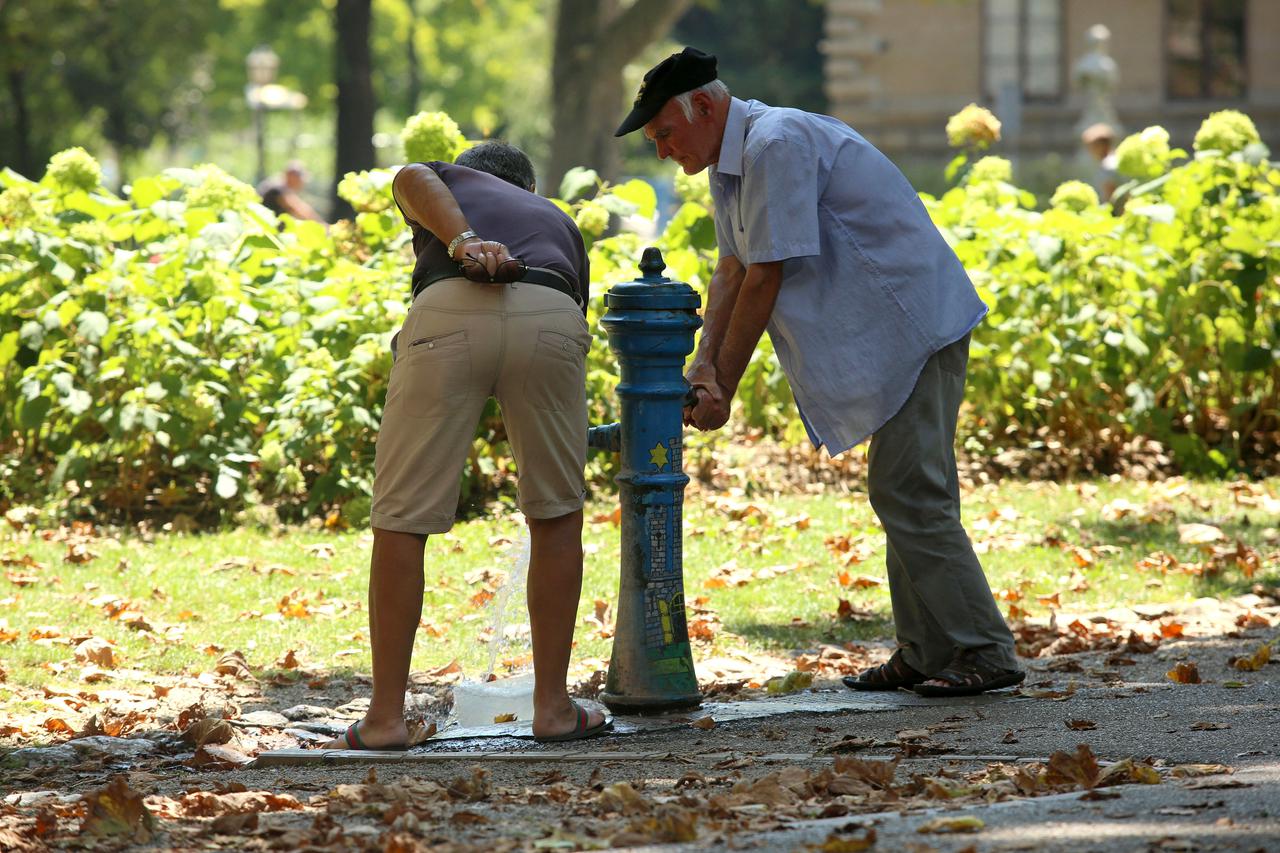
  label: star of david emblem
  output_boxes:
[649,442,669,470]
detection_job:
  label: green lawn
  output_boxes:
[1,477,1276,698]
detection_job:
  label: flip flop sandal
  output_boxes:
[911,650,1026,697]
[842,649,926,691]
[533,701,614,744]
[339,721,410,752]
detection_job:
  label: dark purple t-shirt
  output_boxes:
[395,161,589,311]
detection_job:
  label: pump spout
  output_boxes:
[587,422,621,452]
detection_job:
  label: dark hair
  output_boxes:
[454,141,536,192]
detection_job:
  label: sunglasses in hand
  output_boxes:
[460,252,528,284]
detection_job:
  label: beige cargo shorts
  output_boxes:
[371,277,591,534]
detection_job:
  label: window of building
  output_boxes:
[1166,0,1247,99]
[983,0,1064,102]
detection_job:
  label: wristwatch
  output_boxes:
[446,229,479,259]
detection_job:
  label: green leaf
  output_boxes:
[77,311,109,343]
[18,395,51,430]
[558,167,599,202]
[0,331,18,366]
[609,179,657,218]
[1221,229,1265,255]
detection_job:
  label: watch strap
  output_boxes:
[446,229,478,259]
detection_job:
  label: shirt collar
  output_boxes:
[714,97,750,177]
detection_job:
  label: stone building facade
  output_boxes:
[823,0,1280,165]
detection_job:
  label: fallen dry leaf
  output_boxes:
[65,542,100,564]
[1170,763,1233,778]
[74,637,117,668]
[183,718,235,747]
[1229,642,1271,672]
[766,670,814,694]
[1178,523,1224,545]
[80,775,155,842]
[1166,661,1201,684]
[598,782,650,815]
[1065,719,1097,731]
[1097,757,1162,786]
[190,743,254,769]
[836,599,875,621]
[215,650,254,680]
[833,756,897,789]
[917,815,984,834]
[1045,744,1101,789]
[690,716,716,730]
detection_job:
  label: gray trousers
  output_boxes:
[866,333,1019,675]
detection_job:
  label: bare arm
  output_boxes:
[687,259,784,430]
[686,253,746,389]
[280,191,325,223]
[391,163,510,273]
[713,260,783,398]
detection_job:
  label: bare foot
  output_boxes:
[317,716,408,750]
[531,698,608,740]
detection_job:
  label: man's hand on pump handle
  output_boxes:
[683,382,730,431]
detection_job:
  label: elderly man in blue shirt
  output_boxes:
[616,48,1024,697]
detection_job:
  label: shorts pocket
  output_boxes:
[397,329,471,416]
[524,329,586,412]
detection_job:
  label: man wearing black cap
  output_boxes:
[617,47,1025,697]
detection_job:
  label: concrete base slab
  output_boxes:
[253,686,1024,766]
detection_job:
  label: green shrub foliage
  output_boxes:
[1,110,1277,520]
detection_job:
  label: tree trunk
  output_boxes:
[6,68,33,178]
[405,0,420,118]
[547,0,693,195]
[333,0,376,220]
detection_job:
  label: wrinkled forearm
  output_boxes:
[391,163,471,249]
[688,255,747,380]
[711,261,783,397]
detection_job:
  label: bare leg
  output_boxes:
[526,509,606,738]
[321,527,425,749]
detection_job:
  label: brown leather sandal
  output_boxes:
[912,649,1025,697]
[842,649,926,691]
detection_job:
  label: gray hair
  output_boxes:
[455,140,536,192]
[672,79,730,122]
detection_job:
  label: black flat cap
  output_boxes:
[614,47,718,137]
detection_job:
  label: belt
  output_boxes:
[413,265,583,310]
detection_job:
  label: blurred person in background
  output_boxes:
[1081,123,1120,202]
[258,160,326,222]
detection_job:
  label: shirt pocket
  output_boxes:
[523,329,587,413]
[394,329,472,417]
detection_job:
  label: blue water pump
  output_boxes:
[587,247,703,712]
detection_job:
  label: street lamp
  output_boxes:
[246,45,280,184]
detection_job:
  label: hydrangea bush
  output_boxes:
[2,107,1277,521]
[400,111,466,163]
[1115,126,1175,181]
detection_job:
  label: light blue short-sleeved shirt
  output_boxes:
[709,98,987,455]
